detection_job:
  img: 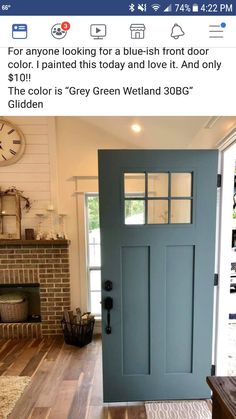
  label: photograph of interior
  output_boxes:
[0,116,235,419]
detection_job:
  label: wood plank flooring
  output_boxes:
[0,336,146,419]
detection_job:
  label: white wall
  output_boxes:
[56,117,134,312]
[0,117,57,235]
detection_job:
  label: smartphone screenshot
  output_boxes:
[0,1,236,418]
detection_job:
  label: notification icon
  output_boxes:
[61,21,70,31]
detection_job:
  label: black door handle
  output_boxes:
[104,297,113,334]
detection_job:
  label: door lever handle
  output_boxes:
[104,297,113,334]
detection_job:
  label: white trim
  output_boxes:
[76,192,88,313]
[73,177,101,317]
[48,117,60,211]
[85,193,102,317]
[211,152,222,367]
[215,140,236,375]
[73,178,102,332]
[217,128,236,151]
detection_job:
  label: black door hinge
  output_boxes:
[214,274,219,286]
[217,174,222,188]
[211,364,216,376]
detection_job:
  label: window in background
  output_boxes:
[86,194,101,316]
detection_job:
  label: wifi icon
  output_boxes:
[151,3,161,11]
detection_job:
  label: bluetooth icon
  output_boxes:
[129,3,135,12]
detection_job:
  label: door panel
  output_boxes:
[122,246,150,376]
[99,150,218,402]
[165,245,194,374]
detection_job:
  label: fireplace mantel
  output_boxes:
[0,239,70,246]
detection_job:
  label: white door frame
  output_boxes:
[215,132,236,375]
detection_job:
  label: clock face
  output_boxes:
[0,119,26,166]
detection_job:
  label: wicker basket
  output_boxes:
[0,294,28,322]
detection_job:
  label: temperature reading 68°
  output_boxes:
[1,4,11,10]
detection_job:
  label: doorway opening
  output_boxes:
[215,138,236,375]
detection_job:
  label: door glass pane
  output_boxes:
[148,173,168,197]
[171,200,192,224]
[124,173,145,198]
[125,200,145,224]
[90,270,101,291]
[148,200,168,224]
[90,291,101,315]
[171,173,192,197]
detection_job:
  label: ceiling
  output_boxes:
[81,116,236,149]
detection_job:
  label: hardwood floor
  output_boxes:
[0,336,146,419]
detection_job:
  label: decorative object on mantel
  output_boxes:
[0,186,32,240]
[35,207,69,240]
[46,204,57,240]
[35,212,45,240]
[3,186,31,211]
[61,308,95,347]
[25,228,35,240]
[58,213,68,239]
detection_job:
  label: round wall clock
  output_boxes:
[0,119,26,167]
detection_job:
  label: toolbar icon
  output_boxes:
[130,23,146,39]
[209,22,226,38]
[51,22,70,39]
[171,23,185,39]
[12,24,28,39]
[90,24,107,39]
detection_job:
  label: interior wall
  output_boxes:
[56,117,135,311]
[0,117,56,235]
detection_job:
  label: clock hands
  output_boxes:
[0,140,18,156]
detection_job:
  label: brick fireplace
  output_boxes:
[0,240,70,338]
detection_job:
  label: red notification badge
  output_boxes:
[61,21,70,31]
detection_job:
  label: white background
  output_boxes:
[0,16,235,115]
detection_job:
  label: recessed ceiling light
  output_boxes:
[131,124,142,133]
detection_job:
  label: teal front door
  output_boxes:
[98,150,218,402]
